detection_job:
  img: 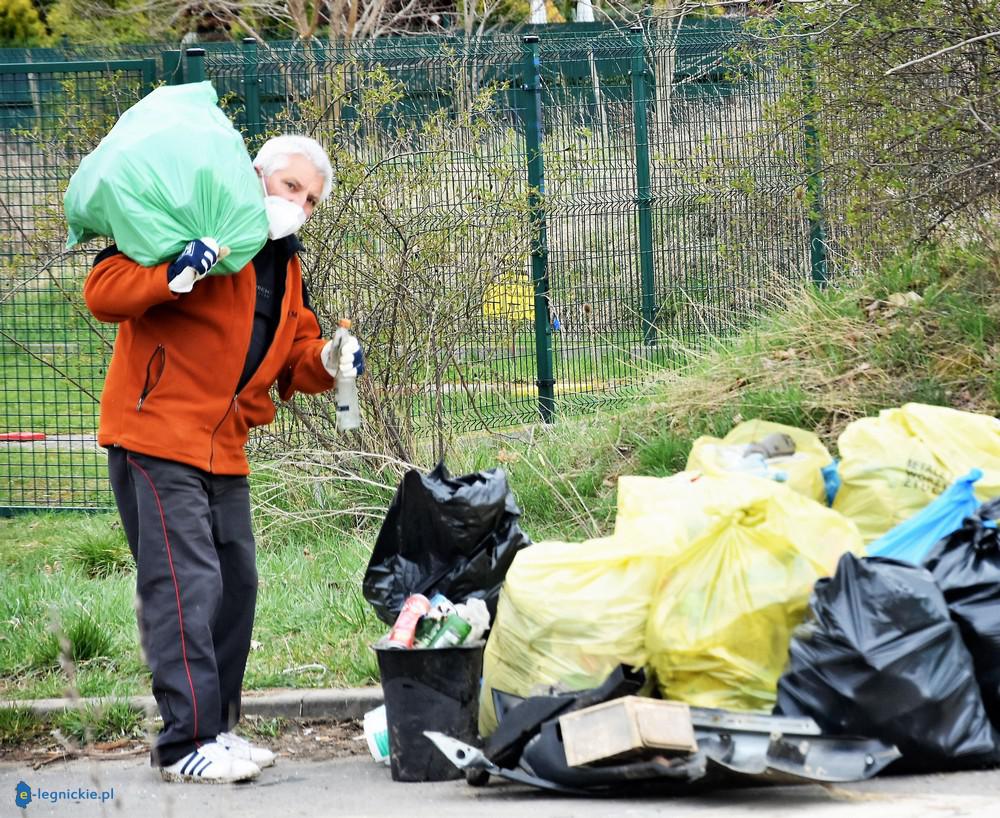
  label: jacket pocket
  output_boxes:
[136,345,166,412]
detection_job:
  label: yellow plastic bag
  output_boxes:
[834,403,1000,543]
[614,472,783,546]
[614,473,713,550]
[646,477,863,712]
[479,530,680,736]
[687,420,832,503]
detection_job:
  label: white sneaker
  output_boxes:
[217,731,277,769]
[160,741,260,783]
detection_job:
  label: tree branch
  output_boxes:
[886,30,1000,75]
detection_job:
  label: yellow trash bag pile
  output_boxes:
[478,530,679,735]
[687,420,833,503]
[646,478,862,712]
[834,403,1000,543]
[480,470,862,734]
[614,471,808,546]
[481,472,740,734]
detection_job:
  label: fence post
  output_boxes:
[242,38,262,138]
[161,50,183,85]
[520,35,555,424]
[141,58,156,96]
[630,24,657,346]
[185,48,206,84]
[802,47,829,287]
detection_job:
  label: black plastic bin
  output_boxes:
[374,642,484,782]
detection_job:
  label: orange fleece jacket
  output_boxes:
[83,251,334,474]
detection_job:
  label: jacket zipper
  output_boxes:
[208,394,238,473]
[136,345,166,412]
[209,262,257,471]
[208,253,292,470]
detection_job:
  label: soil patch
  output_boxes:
[260,718,367,762]
[0,718,368,768]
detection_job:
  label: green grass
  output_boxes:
[0,706,44,746]
[0,510,385,701]
[0,702,149,747]
[241,715,286,740]
[33,612,115,670]
[53,701,148,745]
[60,517,133,578]
[1,239,999,703]
[633,427,694,477]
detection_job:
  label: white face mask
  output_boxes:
[261,175,307,240]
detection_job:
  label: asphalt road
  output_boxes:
[2,755,998,818]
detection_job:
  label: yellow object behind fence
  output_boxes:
[482,275,533,322]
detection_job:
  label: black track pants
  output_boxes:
[108,448,258,767]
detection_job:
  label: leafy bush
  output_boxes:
[748,1,1000,256]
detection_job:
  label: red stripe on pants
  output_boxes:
[128,456,201,745]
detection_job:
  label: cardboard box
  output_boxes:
[558,696,697,768]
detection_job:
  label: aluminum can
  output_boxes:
[385,594,431,649]
[426,613,472,648]
[413,616,442,647]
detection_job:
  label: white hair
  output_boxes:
[253,135,333,202]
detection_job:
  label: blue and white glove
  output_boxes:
[322,330,365,379]
[167,238,221,294]
[338,334,365,378]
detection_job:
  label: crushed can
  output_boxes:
[413,616,441,647]
[413,594,455,647]
[426,613,472,648]
[385,594,431,649]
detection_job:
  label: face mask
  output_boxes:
[261,176,307,240]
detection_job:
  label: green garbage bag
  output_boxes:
[64,81,267,274]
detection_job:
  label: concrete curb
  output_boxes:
[0,686,384,721]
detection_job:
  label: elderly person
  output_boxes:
[83,135,362,783]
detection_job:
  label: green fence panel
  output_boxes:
[0,59,154,512]
[0,23,822,512]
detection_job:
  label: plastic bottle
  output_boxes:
[335,318,361,432]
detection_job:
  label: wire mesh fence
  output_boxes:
[0,21,820,512]
[1,60,155,510]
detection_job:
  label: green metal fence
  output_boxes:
[0,22,821,512]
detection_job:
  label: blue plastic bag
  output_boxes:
[822,460,841,506]
[866,469,982,563]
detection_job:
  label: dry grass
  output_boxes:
[249,240,1000,546]
[637,241,1000,449]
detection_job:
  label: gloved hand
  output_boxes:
[322,328,365,379]
[167,238,221,293]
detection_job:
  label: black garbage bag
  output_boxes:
[924,498,1000,728]
[489,666,705,793]
[775,552,999,771]
[363,463,531,625]
[486,664,647,768]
